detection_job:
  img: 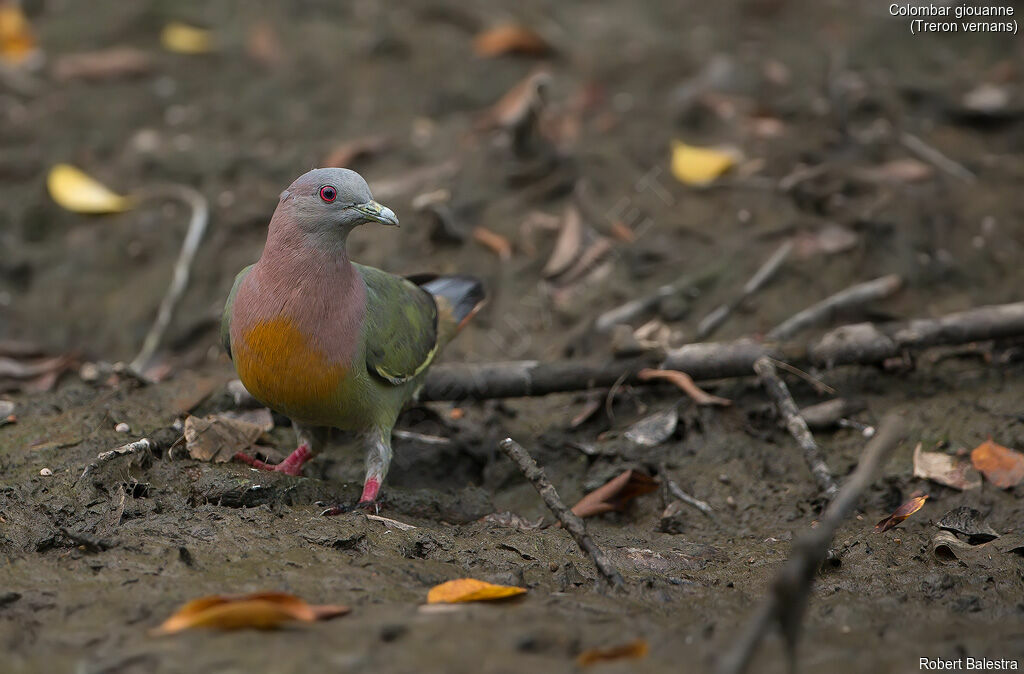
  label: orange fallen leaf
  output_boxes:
[542,205,584,278]
[875,494,928,532]
[152,592,349,635]
[576,638,649,666]
[0,3,36,65]
[472,24,551,57]
[472,226,512,260]
[571,470,659,518]
[609,221,635,243]
[970,439,1024,489]
[637,368,731,407]
[427,578,526,604]
[476,69,552,131]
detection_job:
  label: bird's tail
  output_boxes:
[410,274,486,340]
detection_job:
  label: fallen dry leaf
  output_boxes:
[477,69,552,131]
[184,414,267,463]
[875,494,928,532]
[624,407,678,447]
[670,140,739,186]
[571,469,659,518]
[246,20,284,67]
[426,578,526,604]
[0,354,74,393]
[323,134,391,168]
[52,47,153,82]
[0,3,35,65]
[793,223,859,259]
[471,226,513,260]
[937,506,998,544]
[970,439,1024,489]
[47,164,133,214]
[638,368,731,407]
[152,592,348,635]
[542,204,584,278]
[161,21,215,54]
[856,158,933,184]
[576,639,649,667]
[609,221,635,243]
[472,24,551,58]
[913,442,981,491]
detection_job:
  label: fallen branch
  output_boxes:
[696,240,793,340]
[717,413,906,674]
[754,358,837,499]
[765,275,902,341]
[900,131,976,183]
[665,477,714,517]
[419,301,1024,401]
[129,184,210,374]
[499,437,624,588]
[593,264,723,333]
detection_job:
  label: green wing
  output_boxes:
[357,264,439,385]
[220,264,254,360]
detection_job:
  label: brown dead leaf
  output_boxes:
[793,223,859,259]
[152,592,348,635]
[571,470,659,518]
[609,221,635,243]
[913,442,981,490]
[184,414,267,463]
[556,236,613,286]
[0,354,75,393]
[638,368,731,407]
[52,47,153,81]
[323,134,391,168]
[856,158,933,184]
[472,24,551,58]
[542,204,584,278]
[875,494,928,532]
[970,439,1024,489]
[576,639,649,667]
[477,69,552,131]
[426,578,526,604]
[246,20,284,68]
[472,226,512,260]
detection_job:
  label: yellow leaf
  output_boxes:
[0,3,35,65]
[161,21,215,54]
[670,141,738,186]
[47,164,133,214]
[426,578,526,604]
[151,592,349,635]
[577,638,649,667]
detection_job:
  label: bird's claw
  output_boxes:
[318,499,379,517]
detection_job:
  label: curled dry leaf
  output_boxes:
[472,24,551,58]
[571,469,659,518]
[542,204,584,278]
[0,3,35,65]
[793,223,859,259]
[426,578,526,604]
[184,414,267,463]
[970,439,1024,489]
[52,47,153,82]
[471,226,512,260]
[637,368,731,407]
[936,506,998,544]
[670,141,739,187]
[576,639,649,667]
[477,69,552,131]
[323,134,391,168]
[152,592,349,635]
[913,442,982,491]
[161,21,215,55]
[875,494,928,532]
[624,408,678,447]
[47,164,133,214]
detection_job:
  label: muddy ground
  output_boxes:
[2,1,1024,673]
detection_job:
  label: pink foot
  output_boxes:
[319,477,381,516]
[359,477,381,504]
[233,443,312,477]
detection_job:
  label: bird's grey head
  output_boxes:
[276,167,399,245]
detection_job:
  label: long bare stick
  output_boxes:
[418,301,1024,401]
[130,184,210,374]
[765,275,902,341]
[696,240,793,340]
[754,357,838,499]
[499,437,624,587]
[900,131,976,183]
[717,414,906,674]
[594,263,724,333]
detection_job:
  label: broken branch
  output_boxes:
[765,274,902,341]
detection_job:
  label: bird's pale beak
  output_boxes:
[354,201,399,227]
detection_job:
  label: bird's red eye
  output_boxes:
[319,185,337,202]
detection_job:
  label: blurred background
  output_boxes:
[2,0,1021,381]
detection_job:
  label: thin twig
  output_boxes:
[391,429,452,445]
[129,184,210,374]
[900,131,976,183]
[697,240,793,340]
[77,438,155,484]
[499,437,624,587]
[717,414,906,674]
[766,275,903,341]
[594,264,724,333]
[665,478,714,517]
[638,368,731,406]
[754,357,838,499]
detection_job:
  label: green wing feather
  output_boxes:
[220,264,254,359]
[356,264,439,386]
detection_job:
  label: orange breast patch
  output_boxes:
[234,316,348,419]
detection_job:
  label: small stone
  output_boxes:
[718,473,730,484]
[115,422,131,433]
[726,495,737,507]
[79,362,100,382]
[40,468,52,476]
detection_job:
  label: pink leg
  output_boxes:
[359,477,381,503]
[234,443,312,477]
